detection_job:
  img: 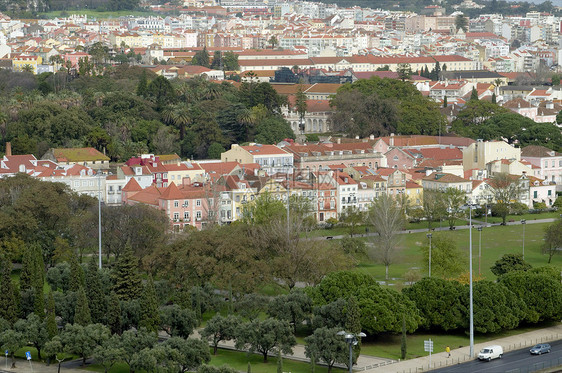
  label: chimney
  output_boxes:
[336,138,341,144]
[389,133,395,147]
[5,142,11,157]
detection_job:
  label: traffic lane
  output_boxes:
[433,339,562,373]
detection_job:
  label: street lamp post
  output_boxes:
[477,226,482,277]
[337,331,367,373]
[427,233,432,278]
[469,204,474,358]
[521,219,526,259]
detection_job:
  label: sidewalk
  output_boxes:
[365,324,562,373]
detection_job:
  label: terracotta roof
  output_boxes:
[160,182,185,200]
[241,145,289,155]
[122,178,143,192]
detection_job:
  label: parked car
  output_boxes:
[478,345,503,361]
[530,343,551,355]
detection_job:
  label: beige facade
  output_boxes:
[487,159,533,177]
[221,144,293,175]
[462,140,520,171]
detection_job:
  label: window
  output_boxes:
[196,211,202,218]
[533,191,537,198]
[184,200,188,206]
[174,201,179,207]
[393,155,399,161]
[184,212,189,219]
[548,190,552,196]
[173,213,179,220]
[196,199,201,206]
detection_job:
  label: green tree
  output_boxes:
[490,253,532,277]
[118,328,158,370]
[267,290,312,333]
[106,292,122,335]
[61,323,110,366]
[14,313,49,360]
[93,336,124,373]
[304,328,349,373]
[192,47,210,68]
[162,337,211,373]
[207,142,226,159]
[490,173,525,225]
[0,329,26,368]
[136,70,148,97]
[470,87,479,101]
[491,92,496,104]
[295,85,308,132]
[543,219,562,263]
[234,318,296,363]
[455,14,468,32]
[69,253,84,292]
[146,75,176,111]
[43,336,66,371]
[159,304,197,339]
[84,259,107,325]
[201,314,241,355]
[112,244,142,301]
[500,271,562,323]
[46,291,58,339]
[403,278,465,331]
[222,52,239,71]
[0,256,18,324]
[400,314,407,359]
[397,63,412,81]
[139,276,160,333]
[268,36,278,49]
[442,188,466,229]
[339,206,364,238]
[470,281,525,333]
[421,234,465,278]
[74,287,92,326]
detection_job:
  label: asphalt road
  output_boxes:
[433,339,562,373]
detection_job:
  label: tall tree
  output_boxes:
[490,173,524,225]
[543,219,562,263]
[106,292,122,335]
[69,253,84,292]
[368,194,405,280]
[139,275,160,333]
[191,47,210,68]
[112,244,142,301]
[420,234,465,278]
[442,188,466,230]
[46,291,58,339]
[0,255,18,324]
[470,87,479,101]
[455,14,468,32]
[159,305,197,339]
[74,287,92,326]
[267,290,313,333]
[295,86,307,133]
[84,259,107,325]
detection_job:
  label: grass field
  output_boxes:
[351,221,561,285]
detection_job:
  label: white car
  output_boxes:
[478,345,503,361]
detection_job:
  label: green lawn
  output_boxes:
[352,222,561,285]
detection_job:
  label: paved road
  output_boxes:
[433,339,562,373]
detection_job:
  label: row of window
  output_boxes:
[173,211,202,220]
[544,160,562,168]
[173,199,203,207]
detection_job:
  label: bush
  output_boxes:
[510,202,529,215]
[340,237,366,255]
[533,202,547,211]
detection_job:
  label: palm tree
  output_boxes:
[237,108,256,142]
[162,102,191,140]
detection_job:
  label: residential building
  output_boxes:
[221,144,293,175]
[462,140,520,172]
[41,147,110,170]
[521,145,562,190]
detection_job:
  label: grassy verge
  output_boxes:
[479,211,560,224]
[83,348,346,373]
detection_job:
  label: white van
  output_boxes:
[478,345,503,361]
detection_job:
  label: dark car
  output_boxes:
[530,343,551,355]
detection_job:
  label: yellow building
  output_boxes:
[405,180,423,207]
[12,54,42,74]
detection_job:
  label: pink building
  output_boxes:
[521,145,562,191]
[63,51,92,67]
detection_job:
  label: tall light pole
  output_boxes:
[521,219,526,260]
[477,226,482,277]
[97,172,102,269]
[337,331,367,373]
[469,204,474,358]
[427,233,432,278]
